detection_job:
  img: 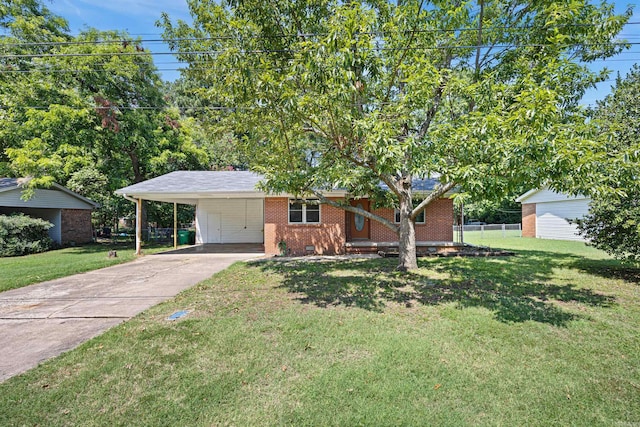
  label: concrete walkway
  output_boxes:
[0,247,264,382]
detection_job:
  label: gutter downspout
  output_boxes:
[121,194,142,255]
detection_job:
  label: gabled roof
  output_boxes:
[516,187,589,204]
[0,178,100,209]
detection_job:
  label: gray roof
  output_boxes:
[114,171,446,200]
[0,177,99,208]
[115,171,264,195]
[0,178,21,191]
[379,177,441,193]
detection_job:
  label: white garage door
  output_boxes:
[536,199,590,241]
[197,199,264,244]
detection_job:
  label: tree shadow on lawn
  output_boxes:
[253,250,617,327]
[570,259,640,285]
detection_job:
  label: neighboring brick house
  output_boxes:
[0,178,99,245]
[116,171,456,256]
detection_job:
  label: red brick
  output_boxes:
[264,197,454,255]
[370,198,453,242]
[521,203,536,238]
[61,209,93,245]
[264,197,346,256]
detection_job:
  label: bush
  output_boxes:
[0,214,54,257]
[575,190,640,263]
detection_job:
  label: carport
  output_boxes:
[0,178,98,245]
[115,171,265,255]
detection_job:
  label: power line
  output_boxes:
[3,60,638,75]
[1,20,639,50]
[1,89,623,112]
[1,40,639,60]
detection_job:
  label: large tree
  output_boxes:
[1,3,210,228]
[0,0,70,177]
[162,0,629,270]
[575,65,640,261]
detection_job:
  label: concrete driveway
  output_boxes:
[0,245,264,382]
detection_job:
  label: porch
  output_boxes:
[345,240,463,255]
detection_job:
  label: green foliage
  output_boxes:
[0,214,53,256]
[146,201,195,228]
[164,78,250,170]
[161,0,630,269]
[0,1,212,230]
[574,65,640,261]
[576,191,640,262]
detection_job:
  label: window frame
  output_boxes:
[288,199,321,224]
[394,208,426,224]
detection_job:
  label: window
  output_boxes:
[289,200,320,224]
[395,208,425,224]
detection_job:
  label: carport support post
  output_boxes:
[135,197,142,255]
[173,202,177,249]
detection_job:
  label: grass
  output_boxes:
[463,233,609,257]
[1,238,639,425]
[0,242,176,292]
[461,229,523,239]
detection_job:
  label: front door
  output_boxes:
[350,200,370,240]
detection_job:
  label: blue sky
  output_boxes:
[49,0,639,106]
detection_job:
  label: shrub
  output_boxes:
[575,190,640,263]
[0,214,54,257]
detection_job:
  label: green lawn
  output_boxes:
[0,243,175,292]
[1,238,639,426]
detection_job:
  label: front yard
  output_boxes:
[1,238,638,425]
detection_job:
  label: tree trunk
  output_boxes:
[129,150,148,233]
[397,192,418,271]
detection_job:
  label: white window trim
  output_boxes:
[289,199,321,224]
[394,208,425,224]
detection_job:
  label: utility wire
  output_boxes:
[2,20,638,48]
[1,40,639,59]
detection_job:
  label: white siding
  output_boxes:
[196,199,264,244]
[536,199,591,241]
[0,188,94,209]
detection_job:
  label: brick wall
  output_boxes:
[61,209,93,244]
[370,198,454,242]
[264,197,346,255]
[264,196,454,255]
[521,203,536,238]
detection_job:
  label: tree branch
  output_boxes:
[411,181,456,221]
[417,65,450,141]
[382,0,425,105]
[312,190,399,233]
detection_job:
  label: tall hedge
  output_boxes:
[0,214,54,257]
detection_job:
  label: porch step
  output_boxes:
[344,241,462,255]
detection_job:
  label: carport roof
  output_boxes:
[114,171,265,203]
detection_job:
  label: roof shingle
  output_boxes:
[115,171,263,194]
